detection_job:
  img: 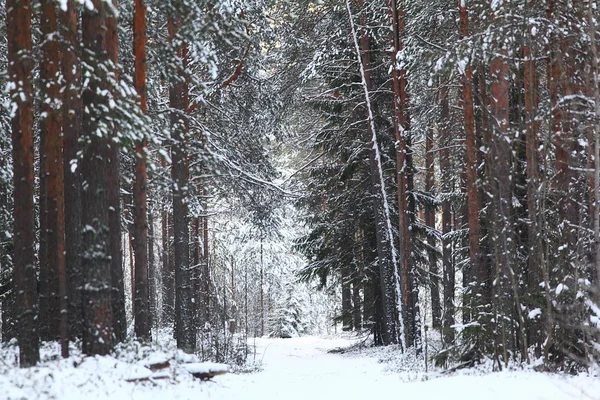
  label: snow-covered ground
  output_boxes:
[2,336,599,400]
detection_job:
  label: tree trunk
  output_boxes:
[440,81,455,346]
[133,0,150,341]
[260,239,264,336]
[489,3,515,363]
[148,206,156,332]
[341,265,352,331]
[38,126,48,340]
[425,127,441,329]
[105,0,126,344]
[523,20,542,357]
[192,217,200,327]
[389,0,418,348]
[80,0,114,356]
[458,1,482,322]
[352,263,362,331]
[202,202,210,325]
[169,8,195,351]
[161,199,173,326]
[589,0,600,300]
[60,0,83,341]
[39,0,68,356]
[8,0,40,367]
[348,0,402,346]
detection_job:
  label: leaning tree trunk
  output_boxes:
[347,0,404,347]
[80,0,114,356]
[7,0,40,367]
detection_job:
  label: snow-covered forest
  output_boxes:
[1,0,600,398]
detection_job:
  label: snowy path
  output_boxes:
[207,337,599,400]
[3,336,599,399]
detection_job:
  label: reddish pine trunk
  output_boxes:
[59,0,83,341]
[133,0,150,340]
[39,0,68,356]
[389,0,415,347]
[105,0,126,343]
[476,65,493,309]
[8,0,40,367]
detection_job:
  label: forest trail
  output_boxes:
[2,336,599,399]
[216,336,391,399]
[208,337,599,400]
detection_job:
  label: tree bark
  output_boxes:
[169,7,195,350]
[80,0,114,356]
[348,0,402,346]
[523,16,542,357]
[105,0,126,344]
[458,1,482,321]
[39,0,68,356]
[425,127,441,329]
[7,0,40,367]
[440,81,455,346]
[161,198,173,326]
[489,2,515,362]
[202,202,210,325]
[388,0,418,348]
[133,0,150,341]
[341,265,352,331]
[148,205,156,332]
[589,0,600,300]
[60,0,83,341]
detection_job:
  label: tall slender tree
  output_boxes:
[39,0,68,356]
[7,0,40,367]
[169,1,195,351]
[106,0,126,344]
[458,0,482,320]
[133,0,150,340]
[80,0,114,356]
[60,0,82,341]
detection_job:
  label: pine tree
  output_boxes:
[7,0,40,367]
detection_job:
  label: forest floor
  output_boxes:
[1,335,599,400]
